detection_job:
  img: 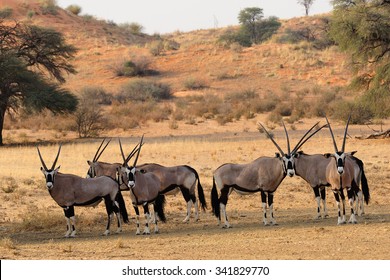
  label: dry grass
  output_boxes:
[0,122,389,259]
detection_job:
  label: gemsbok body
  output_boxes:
[37,145,126,237]
[137,163,207,222]
[118,137,167,235]
[324,116,370,224]
[293,151,369,218]
[86,138,129,223]
[211,122,324,228]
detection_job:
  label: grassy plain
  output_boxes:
[1,120,389,260]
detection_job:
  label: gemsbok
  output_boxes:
[118,137,167,235]
[324,116,369,224]
[37,145,126,237]
[211,121,324,228]
[293,150,369,219]
[86,138,129,223]
[136,163,207,222]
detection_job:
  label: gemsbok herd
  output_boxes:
[36,116,370,237]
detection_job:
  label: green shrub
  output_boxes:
[118,80,172,102]
[115,55,154,77]
[66,5,82,15]
[39,0,58,15]
[0,7,13,19]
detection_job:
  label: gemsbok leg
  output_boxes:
[347,189,357,224]
[64,206,76,238]
[261,191,277,226]
[180,186,199,223]
[103,195,122,236]
[133,206,141,235]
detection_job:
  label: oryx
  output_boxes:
[211,121,324,228]
[293,150,369,219]
[86,138,129,224]
[137,163,207,223]
[37,145,126,237]
[324,116,369,224]
[118,137,167,235]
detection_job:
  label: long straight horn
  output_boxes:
[293,124,328,153]
[118,138,127,163]
[292,121,319,154]
[51,144,62,170]
[281,120,290,155]
[93,138,111,162]
[341,114,351,153]
[92,138,106,162]
[325,116,339,152]
[133,134,144,167]
[258,123,285,156]
[124,143,140,165]
[37,146,48,171]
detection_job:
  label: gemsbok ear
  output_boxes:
[55,166,61,172]
[275,152,281,158]
[324,153,332,158]
[350,151,357,156]
[87,160,92,165]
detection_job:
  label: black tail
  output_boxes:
[360,163,370,205]
[185,165,207,211]
[211,177,220,219]
[354,157,370,205]
[116,191,129,223]
[154,194,166,223]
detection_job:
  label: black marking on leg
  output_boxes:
[267,192,274,207]
[63,206,75,218]
[313,187,320,198]
[261,191,267,204]
[219,187,230,206]
[320,187,326,200]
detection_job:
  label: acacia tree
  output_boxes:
[0,21,78,145]
[236,7,281,45]
[298,0,315,16]
[330,0,390,118]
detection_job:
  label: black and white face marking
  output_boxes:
[124,166,136,188]
[334,152,346,174]
[41,167,59,190]
[282,155,295,177]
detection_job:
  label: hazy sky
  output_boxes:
[56,0,333,34]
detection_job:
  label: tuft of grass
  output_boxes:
[0,238,17,250]
[1,177,19,194]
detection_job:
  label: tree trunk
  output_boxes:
[0,101,7,146]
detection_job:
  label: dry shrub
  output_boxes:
[17,207,64,231]
[183,76,209,90]
[0,238,17,250]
